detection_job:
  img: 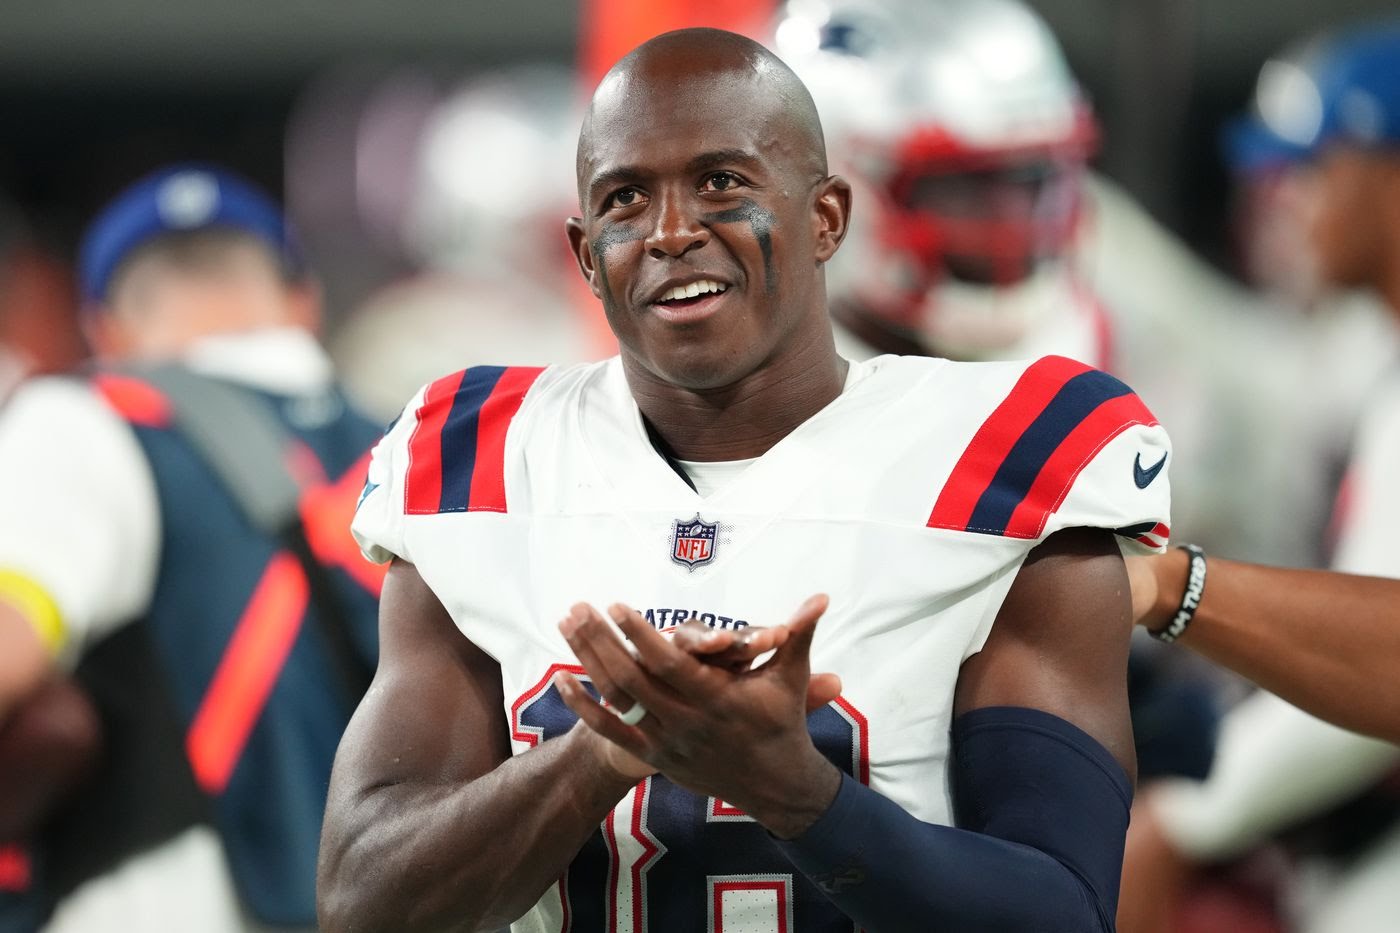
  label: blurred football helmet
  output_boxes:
[771,0,1098,358]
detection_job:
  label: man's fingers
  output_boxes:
[671,622,788,670]
[554,669,651,756]
[558,604,627,701]
[804,672,843,713]
[559,603,681,717]
[608,604,716,696]
[668,620,735,656]
[773,594,828,669]
[785,593,830,638]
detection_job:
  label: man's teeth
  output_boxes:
[659,280,728,303]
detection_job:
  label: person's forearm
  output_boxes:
[1161,555,1400,742]
[318,724,637,932]
[775,708,1131,932]
[776,773,1111,932]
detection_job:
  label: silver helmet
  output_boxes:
[772,0,1097,356]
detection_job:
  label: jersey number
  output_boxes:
[513,664,868,933]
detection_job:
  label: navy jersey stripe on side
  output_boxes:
[966,369,1133,535]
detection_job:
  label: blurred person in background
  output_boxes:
[766,0,1238,792]
[0,163,383,931]
[0,194,94,933]
[767,0,1387,572]
[1217,32,1398,560]
[0,197,86,404]
[290,64,602,423]
[1118,19,1400,933]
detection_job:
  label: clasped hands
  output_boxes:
[554,594,844,838]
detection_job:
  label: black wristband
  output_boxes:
[1151,544,1207,643]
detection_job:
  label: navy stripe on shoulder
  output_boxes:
[967,369,1132,535]
[438,366,508,512]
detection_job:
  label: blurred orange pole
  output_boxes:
[578,0,779,90]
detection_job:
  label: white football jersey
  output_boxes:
[353,352,1170,933]
[1331,367,1400,579]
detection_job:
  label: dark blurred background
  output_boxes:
[1,0,1397,309]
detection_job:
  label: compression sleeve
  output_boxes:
[773,706,1132,932]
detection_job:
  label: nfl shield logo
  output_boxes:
[671,514,718,568]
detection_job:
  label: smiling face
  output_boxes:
[567,32,850,391]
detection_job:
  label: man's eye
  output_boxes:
[608,188,643,209]
[703,172,742,192]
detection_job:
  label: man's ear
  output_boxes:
[812,175,853,264]
[284,278,324,336]
[565,217,604,299]
[81,308,133,363]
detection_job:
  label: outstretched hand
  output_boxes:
[556,595,843,838]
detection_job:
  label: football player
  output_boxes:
[320,28,1170,933]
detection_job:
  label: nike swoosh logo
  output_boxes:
[1133,451,1168,489]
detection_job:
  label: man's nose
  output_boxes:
[645,190,709,258]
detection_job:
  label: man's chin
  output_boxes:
[631,346,748,394]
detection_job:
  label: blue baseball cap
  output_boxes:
[1225,19,1400,173]
[78,163,303,304]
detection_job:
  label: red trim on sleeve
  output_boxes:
[404,369,467,515]
[91,373,173,428]
[185,552,309,795]
[927,356,1091,530]
[1001,392,1159,538]
[510,662,586,748]
[833,695,871,787]
[1134,521,1171,549]
[468,366,545,513]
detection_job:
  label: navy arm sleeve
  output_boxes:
[772,706,1132,932]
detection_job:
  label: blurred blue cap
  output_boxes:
[1222,114,1311,173]
[1225,19,1400,173]
[78,163,303,304]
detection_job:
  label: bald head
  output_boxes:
[578,28,828,187]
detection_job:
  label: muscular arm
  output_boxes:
[794,527,1135,932]
[956,526,1136,776]
[1130,550,1400,742]
[785,528,1135,932]
[316,559,642,933]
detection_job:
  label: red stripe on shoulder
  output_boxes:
[404,369,468,515]
[1002,391,1159,539]
[927,356,1091,530]
[91,373,173,428]
[468,366,545,513]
